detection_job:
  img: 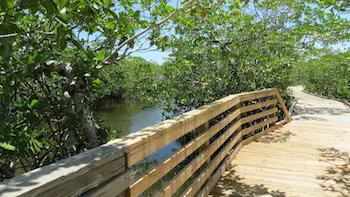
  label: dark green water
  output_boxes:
[96,101,181,163]
[95,102,194,195]
[96,102,164,139]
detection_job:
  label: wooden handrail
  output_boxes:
[122,88,291,197]
[0,142,129,197]
[0,88,291,197]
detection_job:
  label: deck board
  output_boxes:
[211,121,350,197]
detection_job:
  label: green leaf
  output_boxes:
[33,139,43,148]
[59,38,67,50]
[93,78,101,87]
[57,26,67,50]
[0,23,21,34]
[70,38,83,50]
[97,51,106,60]
[15,0,39,9]
[0,142,16,151]
[59,0,68,9]
[0,0,14,9]
[42,0,58,14]
[55,15,68,27]
[29,99,39,107]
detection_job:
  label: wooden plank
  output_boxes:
[240,107,278,125]
[241,143,350,156]
[213,120,350,197]
[233,164,324,178]
[83,169,134,197]
[129,109,240,197]
[238,88,277,103]
[275,118,289,128]
[0,143,125,197]
[158,122,242,197]
[240,148,323,159]
[236,154,331,168]
[243,124,280,145]
[180,135,242,197]
[240,99,278,114]
[42,157,125,197]
[242,116,278,136]
[196,143,242,197]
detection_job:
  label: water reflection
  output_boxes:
[96,102,163,139]
[96,100,181,183]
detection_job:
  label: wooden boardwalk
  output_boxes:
[2,88,348,197]
[211,121,350,197]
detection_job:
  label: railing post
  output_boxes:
[236,102,242,135]
[275,89,292,121]
[270,95,277,127]
[124,153,132,197]
[235,101,244,148]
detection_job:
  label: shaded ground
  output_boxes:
[210,88,350,197]
[317,148,350,197]
[211,167,286,197]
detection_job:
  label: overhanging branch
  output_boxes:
[104,0,195,62]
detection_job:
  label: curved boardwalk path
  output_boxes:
[290,86,350,123]
[211,86,350,197]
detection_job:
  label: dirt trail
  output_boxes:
[288,86,350,124]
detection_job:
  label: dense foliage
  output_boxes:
[0,0,349,181]
[0,0,196,180]
[91,56,160,104]
[293,52,350,100]
[155,0,349,114]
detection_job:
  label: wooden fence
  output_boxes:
[0,88,291,197]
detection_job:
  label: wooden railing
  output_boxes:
[0,88,291,197]
[115,88,291,197]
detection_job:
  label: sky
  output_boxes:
[133,49,171,64]
[130,0,180,64]
[132,3,350,65]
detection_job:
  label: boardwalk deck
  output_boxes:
[211,120,350,197]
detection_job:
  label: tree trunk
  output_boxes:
[71,78,106,149]
[51,61,107,149]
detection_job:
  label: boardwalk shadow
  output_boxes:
[294,106,350,116]
[256,129,296,144]
[211,166,286,197]
[293,116,328,121]
[317,148,350,197]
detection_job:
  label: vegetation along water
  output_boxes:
[0,0,349,185]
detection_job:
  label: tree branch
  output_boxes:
[104,0,195,62]
[0,31,54,38]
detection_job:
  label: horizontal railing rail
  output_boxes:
[0,88,291,197]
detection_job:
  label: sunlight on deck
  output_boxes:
[211,121,350,197]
